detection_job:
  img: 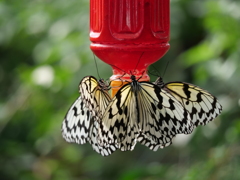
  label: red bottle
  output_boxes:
[90,0,170,96]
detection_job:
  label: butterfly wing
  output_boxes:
[62,76,117,156]
[88,120,118,156]
[99,81,193,151]
[62,97,91,144]
[136,82,193,143]
[62,97,117,156]
[162,82,222,126]
[137,133,173,151]
[79,76,111,119]
[98,83,139,151]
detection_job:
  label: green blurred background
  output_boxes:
[1,0,240,179]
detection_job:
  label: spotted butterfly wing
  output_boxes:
[62,97,91,144]
[154,77,222,126]
[62,76,117,156]
[99,75,194,151]
[137,133,173,151]
[79,76,111,119]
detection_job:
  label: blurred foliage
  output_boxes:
[0,0,240,179]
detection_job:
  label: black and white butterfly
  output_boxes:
[137,76,222,151]
[62,76,118,156]
[154,77,222,127]
[98,74,194,151]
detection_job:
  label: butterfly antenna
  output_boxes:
[136,70,146,81]
[93,54,101,79]
[149,65,159,77]
[162,60,170,78]
[109,63,128,75]
[133,52,144,74]
[107,63,129,83]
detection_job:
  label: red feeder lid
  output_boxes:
[90,0,170,96]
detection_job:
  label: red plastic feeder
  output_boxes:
[90,0,170,96]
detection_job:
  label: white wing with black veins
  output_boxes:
[62,76,117,156]
[155,77,222,127]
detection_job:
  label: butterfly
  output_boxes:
[154,77,222,127]
[62,76,118,156]
[98,74,194,151]
[79,76,111,119]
